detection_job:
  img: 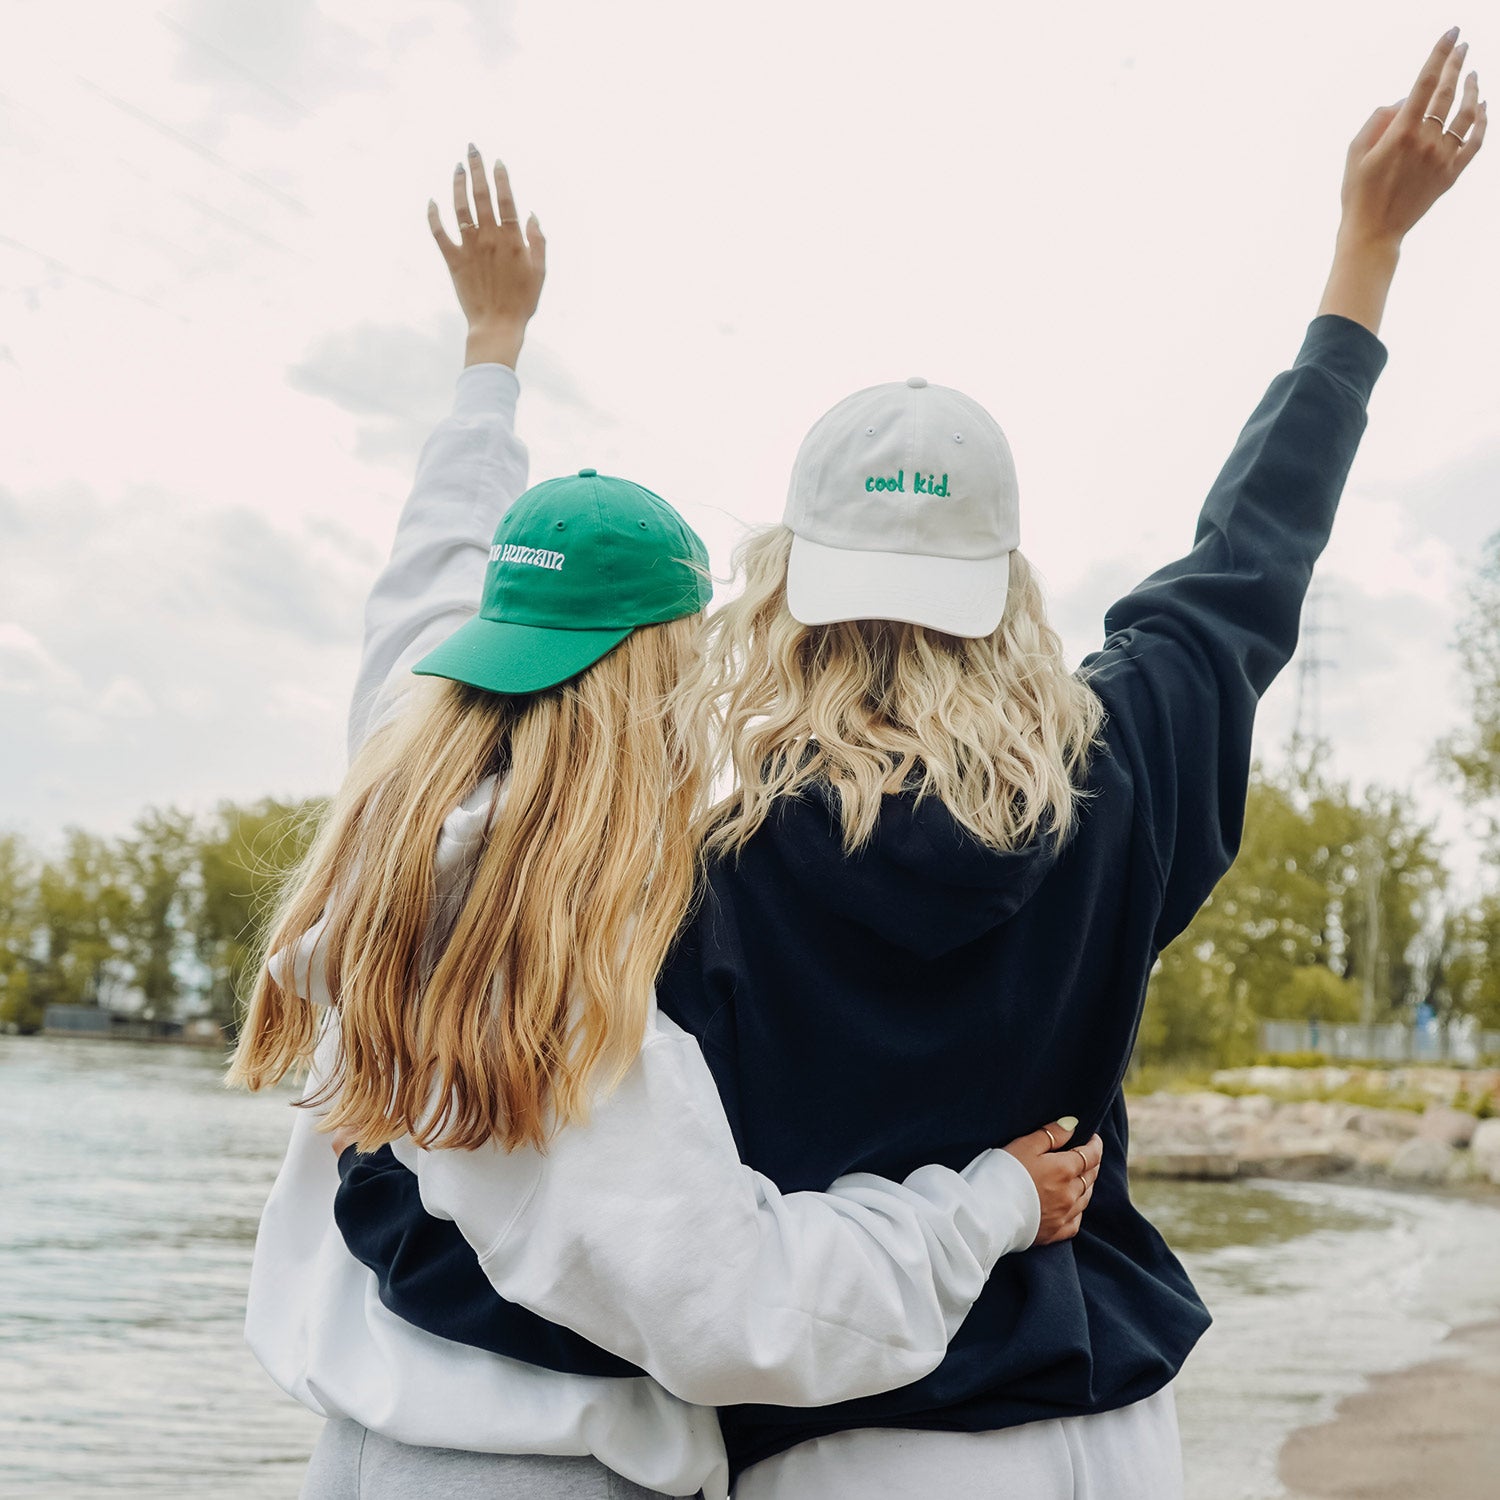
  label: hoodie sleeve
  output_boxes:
[1077,313,1387,950]
[346,363,528,759]
[342,1008,1041,1408]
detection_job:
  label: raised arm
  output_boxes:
[347,148,547,755]
[1080,30,1483,950]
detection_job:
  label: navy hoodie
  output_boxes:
[334,312,1389,1480]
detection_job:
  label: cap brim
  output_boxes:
[785,534,1011,637]
[413,615,635,695]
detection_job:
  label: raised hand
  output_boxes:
[428,143,547,369]
[1340,27,1485,249]
[1002,1121,1103,1247]
[1317,28,1485,334]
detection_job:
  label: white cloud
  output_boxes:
[0,1,1495,897]
[100,676,156,719]
[0,623,79,696]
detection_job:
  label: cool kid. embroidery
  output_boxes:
[864,470,951,496]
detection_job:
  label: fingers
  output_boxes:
[492,159,521,229]
[1427,39,1469,126]
[467,142,497,227]
[1456,97,1488,170]
[526,212,547,279]
[452,160,477,234]
[1073,1132,1104,1173]
[1347,100,1400,164]
[1007,1118,1094,1158]
[1400,27,1462,127]
[1021,1120,1072,1156]
[428,197,458,263]
[1449,69,1481,140]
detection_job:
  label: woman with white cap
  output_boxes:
[332,27,1485,1499]
[233,145,1099,1500]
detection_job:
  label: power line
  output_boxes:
[74,74,311,217]
[1288,581,1343,784]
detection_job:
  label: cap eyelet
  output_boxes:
[638,520,648,529]
[555,520,566,530]
[865,426,875,436]
[953,433,964,443]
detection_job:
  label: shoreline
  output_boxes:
[1276,1317,1500,1500]
[1126,1066,1500,1197]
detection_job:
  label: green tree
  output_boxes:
[196,798,323,1031]
[1136,756,1450,1069]
[1441,893,1500,1031]
[1436,530,1500,865]
[116,808,199,1020]
[1337,784,1449,1023]
[0,832,40,1031]
[34,829,131,1011]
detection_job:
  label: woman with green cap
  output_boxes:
[232,146,1098,1499]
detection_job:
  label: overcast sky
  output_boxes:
[2,1,1495,896]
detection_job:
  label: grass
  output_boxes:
[1125,1053,1498,1116]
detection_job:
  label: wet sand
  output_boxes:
[1277,1317,1500,1500]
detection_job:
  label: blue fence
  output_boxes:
[1258,1018,1500,1066]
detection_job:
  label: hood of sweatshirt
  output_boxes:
[761,782,1065,961]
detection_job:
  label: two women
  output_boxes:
[237,28,1484,1500]
[234,148,1100,1500]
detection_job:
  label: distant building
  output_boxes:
[43,1004,189,1044]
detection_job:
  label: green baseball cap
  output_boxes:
[413,468,712,695]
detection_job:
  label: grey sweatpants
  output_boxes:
[299,1418,691,1499]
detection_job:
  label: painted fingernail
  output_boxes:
[1444,26,1460,42]
[1057,1115,1079,1132]
[468,141,479,154]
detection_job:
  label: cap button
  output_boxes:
[906,376,927,389]
[577,467,598,478]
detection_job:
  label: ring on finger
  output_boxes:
[1041,1125,1059,1150]
[1072,1146,1089,1172]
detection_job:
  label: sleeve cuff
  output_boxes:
[961,1146,1042,1259]
[452,361,521,422]
[1293,313,1389,406]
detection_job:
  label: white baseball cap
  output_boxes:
[783,376,1019,637]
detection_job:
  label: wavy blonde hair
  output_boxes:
[683,526,1107,858]
[227,614,707,1153]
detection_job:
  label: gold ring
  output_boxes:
[1445,128,1466,143]
[1423,112,1446,125]
[1072,1147,1089,1172]
[1041,1125,1059,1150]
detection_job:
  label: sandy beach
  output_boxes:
[1277,1317,1500,1500]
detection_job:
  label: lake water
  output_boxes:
[3,1034,1499,1499]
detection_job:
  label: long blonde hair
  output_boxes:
[227,614,706,1153]
[684,526,1107,858]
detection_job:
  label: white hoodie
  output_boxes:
[243,361,1041,1499]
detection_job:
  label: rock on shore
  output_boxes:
[1127,1070,1500,1192]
